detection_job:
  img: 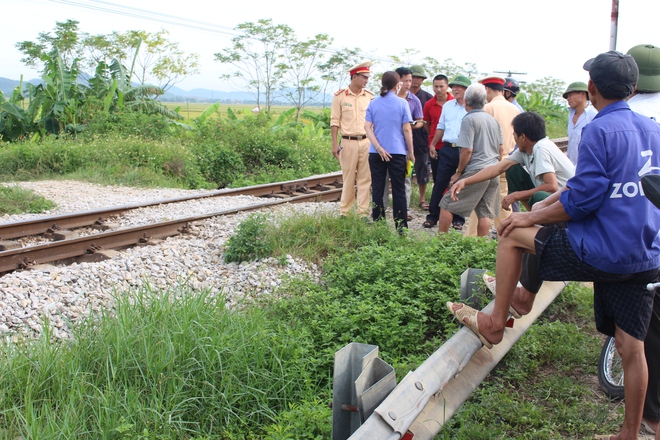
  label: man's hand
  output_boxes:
[501,193,519,211]
[449,172,461,187]
[332,144,341,159]
[429,147,437,159]
[497,212,535,238]
[407,150,415,163]
[450,179,466,201]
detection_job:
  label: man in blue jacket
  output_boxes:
[448,51,660,440]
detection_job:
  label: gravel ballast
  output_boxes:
[0,180,330,340]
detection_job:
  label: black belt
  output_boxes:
[443,141,457,147]
[342,135,367,141]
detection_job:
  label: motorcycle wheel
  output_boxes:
[597,336,625,400]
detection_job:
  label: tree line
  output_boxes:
[0,18,568,142]
[215,19,569,123]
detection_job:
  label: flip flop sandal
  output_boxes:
[482,274,523,319]
[406,214,413,221]
[419,201,430,210]
[452,221,464,231]
[446,301,494,349]
[422,220,436,229]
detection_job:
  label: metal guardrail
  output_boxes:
[344,281,567,439]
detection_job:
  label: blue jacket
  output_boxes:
[560,100,660,274]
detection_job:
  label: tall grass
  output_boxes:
[0,287,317,439]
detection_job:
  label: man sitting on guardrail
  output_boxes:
[449,111,574,317]
[448,50,660,440]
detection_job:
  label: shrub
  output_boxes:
[224,213,273,263]
[82,110,179,140]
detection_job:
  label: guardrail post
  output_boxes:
[332,343,396,440]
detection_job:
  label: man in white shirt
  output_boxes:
[564,81,598,166]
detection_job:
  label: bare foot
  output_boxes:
[447,303,505,346]
[476,311,506,345]
[511,286,536,316]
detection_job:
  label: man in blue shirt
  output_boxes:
[448,51,660,440]
[423,75,471,228]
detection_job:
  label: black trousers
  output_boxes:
[370,153,407,229]
[430,154,439,183]
[645,288,660,422]
[426,144,463,225]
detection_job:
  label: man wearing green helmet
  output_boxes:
[563,81,598,166]
[627,43,660,440]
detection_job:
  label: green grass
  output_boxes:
[0,185,57,215]
[0,286,319,439]
[0,203,619,439]
[0,113,338,190]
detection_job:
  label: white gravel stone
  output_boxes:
[0,180,335,340]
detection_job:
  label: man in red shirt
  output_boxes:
[423,75,454,183]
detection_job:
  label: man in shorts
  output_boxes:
[448,51,660,440]
[627,43,660,439]
[437,83,502,236]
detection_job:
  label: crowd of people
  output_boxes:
[330,43,660,439]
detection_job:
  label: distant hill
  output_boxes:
[161,86,256,103]
[0,77,41,96]
[0,77,331,106]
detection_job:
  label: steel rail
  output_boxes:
[0,172,343,240]
[0,188,341,274]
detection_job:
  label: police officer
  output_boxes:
[330,61,374,216]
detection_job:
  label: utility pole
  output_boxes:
[610,0,619,51]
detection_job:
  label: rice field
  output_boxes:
[162,102,325,121]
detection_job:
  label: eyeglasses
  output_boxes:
[358,74,370,80]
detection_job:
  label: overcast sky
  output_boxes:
[3,0,660,92]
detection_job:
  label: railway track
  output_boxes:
[0,137,569,276]
[0,173,343,275]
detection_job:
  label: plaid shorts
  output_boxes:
[439,170,500,219]
[535,226,657,340]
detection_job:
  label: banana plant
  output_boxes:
[0,77,46,142]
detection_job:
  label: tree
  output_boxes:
[279,33,332,121]
[317,47,364,108]
[17,21,200,93]
[388,49,483,88]
[82,30,199,92]
[16,19,84,70]
[522,76,566,104]
[214,19,294,112]
[423,57,482,83]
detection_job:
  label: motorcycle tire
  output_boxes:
[597,336,625,400]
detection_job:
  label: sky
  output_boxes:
[3,0,660,93]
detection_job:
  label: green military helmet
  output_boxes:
[448,75,471,88]
[627,44,660,92]
[410,64,427,79]
[562,81,589,99]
